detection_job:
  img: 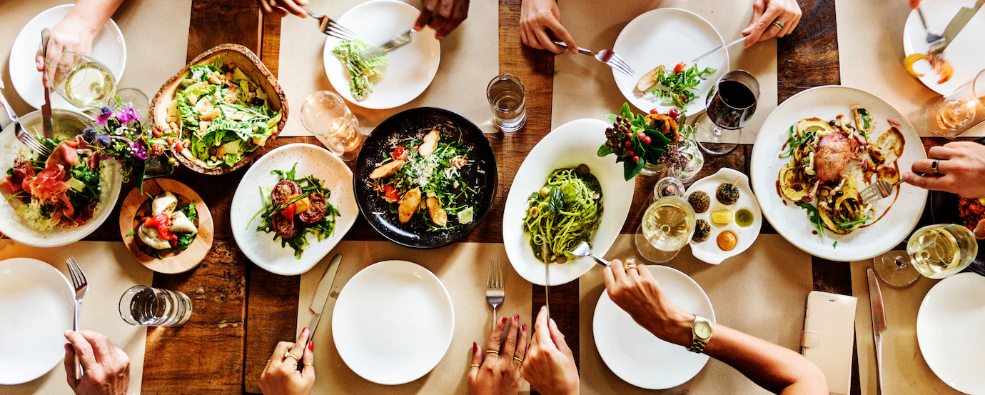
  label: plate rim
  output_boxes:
[916,272,985,393]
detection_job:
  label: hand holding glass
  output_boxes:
[45,51,116,109]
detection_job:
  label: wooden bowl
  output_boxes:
[150,44,288,175]
[119,179,214,274]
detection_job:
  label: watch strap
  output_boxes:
[687,314,711,354]
[688,337,707,353]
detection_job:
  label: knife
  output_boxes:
[690,36,747,64]
[361,29,414,59]
[301,253,344,362]
[929,0,984,54]
[866,268,887,395]
[40,29,54,140]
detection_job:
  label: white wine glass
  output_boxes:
[636,177,695,263]
[301,91,365,161]
[924,69,985,138]
[45,51,117,110]
[873,224,979,287]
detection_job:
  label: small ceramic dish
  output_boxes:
[685,168,762,264]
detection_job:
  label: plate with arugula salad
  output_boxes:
[612,8,729,116]
[231,144,357,276]
[322,0,440,109]
[354,107,498,248]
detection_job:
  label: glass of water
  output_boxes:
[119,285,192,327]
[301,91,365,161]
[45,51,117,110]
[486,74,526,133]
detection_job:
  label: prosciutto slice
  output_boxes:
[21,136,91,220]
[1,161,36,193]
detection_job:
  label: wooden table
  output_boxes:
[70,0,953,393]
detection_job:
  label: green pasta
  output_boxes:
[522,167,604,263]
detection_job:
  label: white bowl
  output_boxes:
[685,168,763,264]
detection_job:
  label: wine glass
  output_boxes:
[696,70,759,155]
[45,51,117,110]
[873,224,979,287]
[924,69,985,138]
[636,177,696,262]
[301,91,365,161]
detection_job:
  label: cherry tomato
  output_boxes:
[384,185,399,203]
[627,150,635,157]
[152,129,163,137]
[174,142,184,152]
[166,137,174,145]
[679,95,687,102]
[281,202,296,219]
[624,141,632,148]
[668,109,680,118]
[644,136,652,144]
[649,108,658,114]
[633,156,641,162]
[393,146,408,160]
[673,63,686,73]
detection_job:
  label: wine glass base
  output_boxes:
[634,225,681,263]
[696,128,741,156]
[873,250,920,288]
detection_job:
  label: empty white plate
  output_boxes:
[8,4,126,110]
[322,0,441,109]
[332,260,454,385]
[903,0,985,95]
[0,258,75,385]
[917,272,985,394]
[612,8,729,117]
[594,265,715,389]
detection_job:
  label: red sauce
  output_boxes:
[144,213,178,246]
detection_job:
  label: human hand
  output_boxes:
[742,0,803,48]
[414,0,470,40]
[519,0,577,54]
[258,0,310,18]
[468,314,527,395]
[258,327,315,395]
[63,330,130,395]
[36,15,100,73]
[602,259,693,346]
[903,141,985,198]
[520,306,579,395]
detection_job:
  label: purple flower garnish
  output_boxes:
[115,108,139,124]
[130,139,149,160]
[96,111,112,126]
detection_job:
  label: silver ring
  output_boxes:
[931,159,941,174]
[772,20,785,29]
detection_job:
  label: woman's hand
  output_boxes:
[602,259,693,346]
[258,327,315,395]
[258,0,310,18]
[36,14,101,73]
[903,141,985,199]
[520,306,579,395]
[468,314,527,395]
[63,330,130,395]
[519,0,577,54]
[742,0,803,48]
[414,0,470,40]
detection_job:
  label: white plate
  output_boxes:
[9,4,126,110]
[322,0,441,109]
[0,110,123,247]
[685,168,762,264]
[750,86,927,261]
[612,8,729,117]
[503,119,636,286]
[917,273,985,394]
[332,260,454,385]
[903,1,985,95]
[230,144,357,276]
[594,265,715,389]
[0,258,75,385]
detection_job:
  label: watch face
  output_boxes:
[694,321,712,339]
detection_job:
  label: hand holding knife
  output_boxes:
[298,253,344,370]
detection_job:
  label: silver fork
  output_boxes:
[303,7,357,41]
[860,179,902,204]
[914,7,944,48]
[485,260,505,329]
[553,41,635,78]
[0,89,51,156]
[66,257,88,380]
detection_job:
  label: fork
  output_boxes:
[553,41,635,78]
[66,257,88,380]
[302,7,357,41]
[860,179,902,204]
[0,89,51,156]
[485,260,505,329]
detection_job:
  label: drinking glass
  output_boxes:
[696,70,759,155]
[301,91,365,161]
[45,51,117,110]
[112,88,150,127]
[636,177,696,262]
[486,74,526,133]
[924,69,985,138]
[119,285,192,327]
[873,224,979,287]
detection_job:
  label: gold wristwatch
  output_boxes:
[687,314,713,354]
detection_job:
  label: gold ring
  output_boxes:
[513,357,523,363]
[266,359,271,363]
[284,352,300,361]
[772,20,784,29]
[486,349,498,354]
[304,363,314,367]
[470,363,480,367]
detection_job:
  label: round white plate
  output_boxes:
[685,168,762,264]
[0,258,75,385]
[323,0,441,109]
[594,265,715,389]
[750,86,927,261]
[333,260,454,385]
[612,8,729,117]
[9,4,126,110]
[230,144,357,276]
[503,119,636,286]
[0,110,123,247]
[904,1,985,95]
[917,273,985,394]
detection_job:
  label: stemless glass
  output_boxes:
[924,69,985,138]
[301,91,365,161]
[636,177,696,262]
[873,223,979,287]
[696,70,759,155]
[486,74,526,133]
[45,51,117,109]
[112,88,150,127]
[119,285,192,327]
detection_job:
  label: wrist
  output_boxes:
[644,308,694,348]
[62,12,102,37]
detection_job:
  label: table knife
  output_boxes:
[361,29,414,59]
[930,0,984,54]
[302,253,343,354]
[40,28,54,140]
[866,268,887,395]
[690,36,746,64]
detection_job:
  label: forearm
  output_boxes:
[65,0,125,33]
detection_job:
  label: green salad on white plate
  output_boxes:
[332,39,389,102]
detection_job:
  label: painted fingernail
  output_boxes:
[473,342,478,352]
[308,340,314,351]
[501,316,508,324]
[302,327,308,334]
[522,324,527,331]
[513,314,519,321]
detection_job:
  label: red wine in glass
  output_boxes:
[697,70,760,155]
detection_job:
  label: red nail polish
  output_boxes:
[473,342,478,352]
[513,314,519,321]
[308,340,314,351]
[522,323,527,331]
[501,316,507,324]
[302,327,308,334]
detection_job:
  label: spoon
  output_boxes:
[569,241,610,267]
